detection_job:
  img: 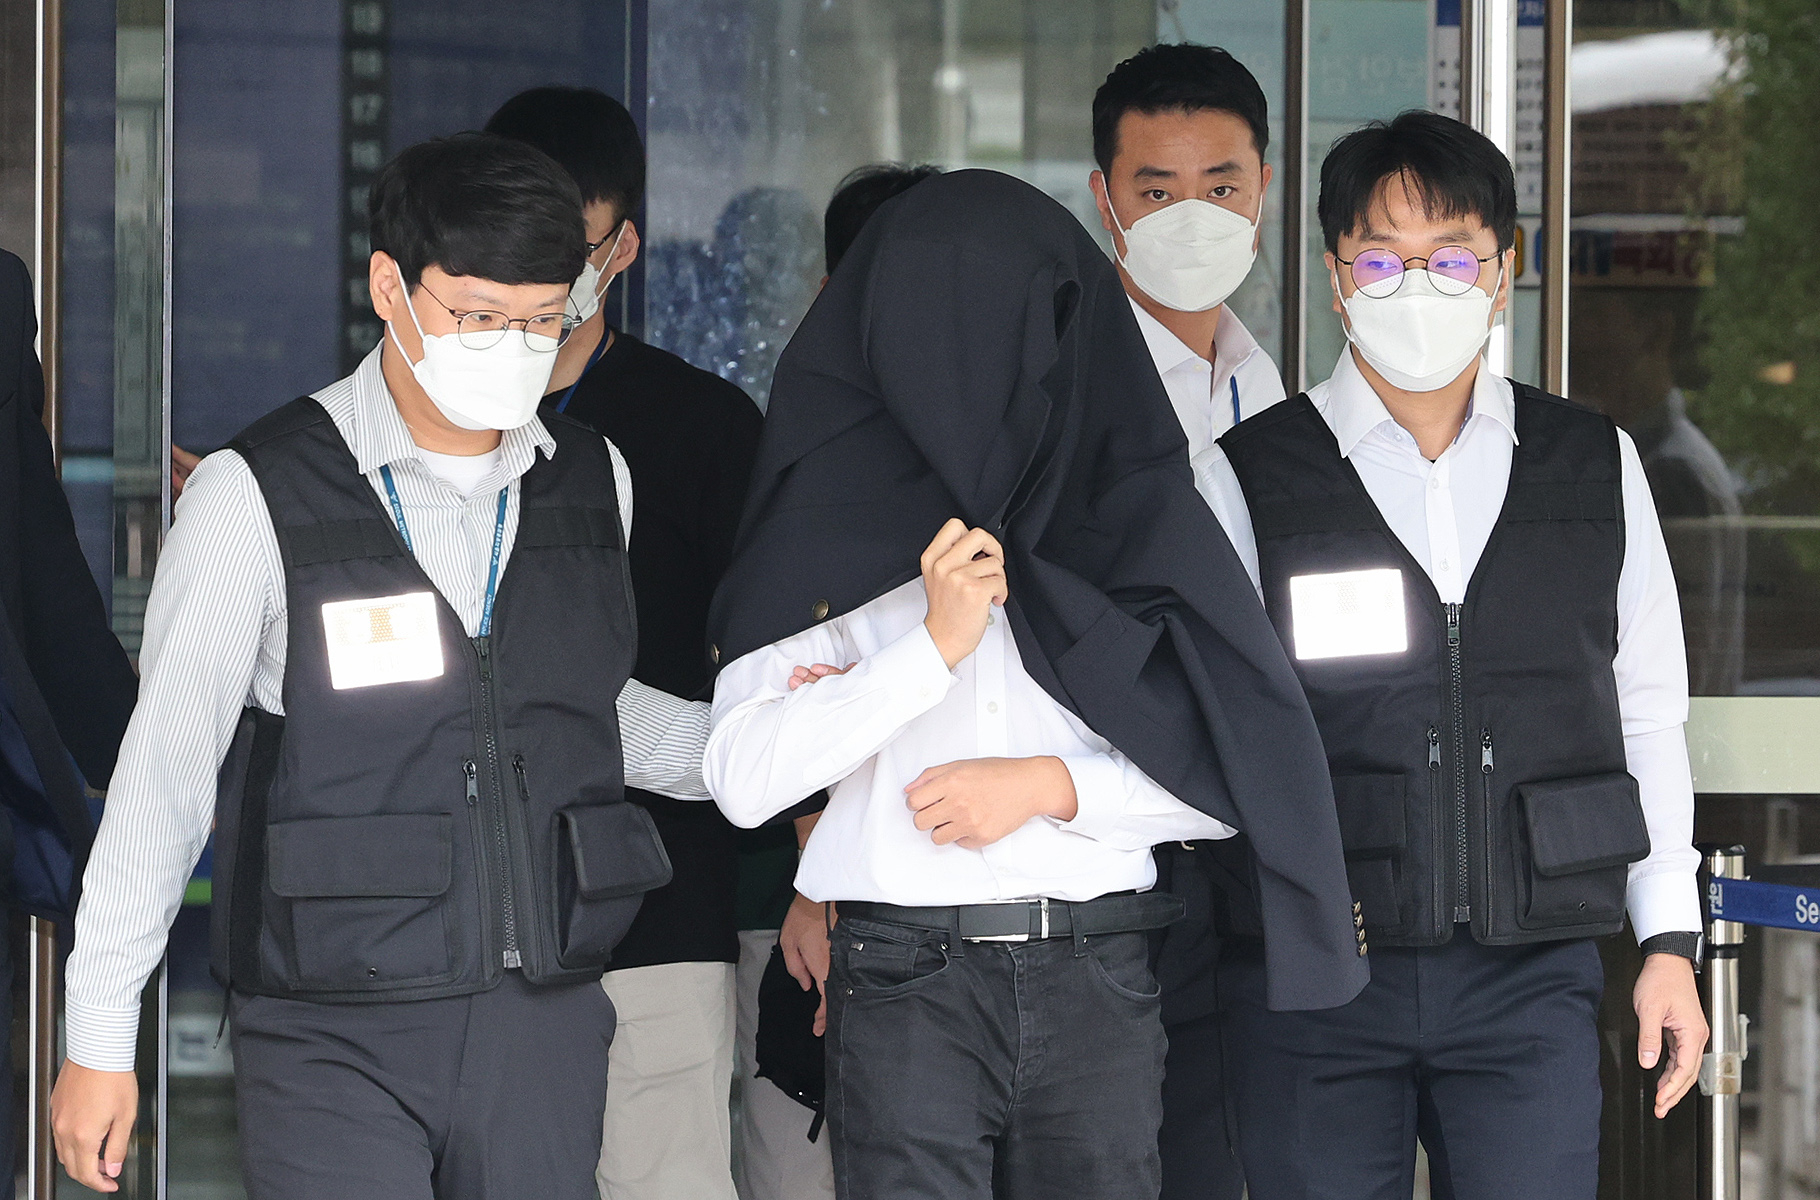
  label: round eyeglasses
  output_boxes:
[1336,246,1497,299]
[415,283,577,351]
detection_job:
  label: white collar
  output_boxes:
[1128,296,1204,376]
[1124,295,1266,382]
[1314,348,1518,459]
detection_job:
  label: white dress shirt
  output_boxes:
[64,345,714,1072]
[1199,349,1703,943]
[706,579,1233,906]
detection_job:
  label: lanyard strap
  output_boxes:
[554,328,612,414]
[379,465,511,637]
[1229,375,1242,429]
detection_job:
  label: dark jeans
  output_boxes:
[1220,935,1605,1200]
[825,915,1167,1200]
[230,970,616,1200]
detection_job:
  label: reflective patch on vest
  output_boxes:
[321,592,444,690]
[1288,568,1408,661]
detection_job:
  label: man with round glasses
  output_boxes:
[1202,110,1709,1199]
[51,132,714,1199]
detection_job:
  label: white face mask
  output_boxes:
[567,223,628,324]
[1338,266,1500,393]
[1107,194,1259,313]
[387,268,560,432]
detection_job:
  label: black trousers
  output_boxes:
[1159,1009,1244,1200]
[1220,935,1605,1200]
[825,915,1166,1200]
[229,970,616,1200]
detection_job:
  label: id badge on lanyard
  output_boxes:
[321,466,508,689]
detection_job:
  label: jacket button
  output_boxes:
[1357,940,1369,957]
[812,599,830,620]
[710,643,720,664]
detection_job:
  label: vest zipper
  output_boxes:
[1481,729,1496,921]
[1428,725,1444,933]
[476,636,520,970]
[1446,603,1470,926]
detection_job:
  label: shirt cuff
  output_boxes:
[1629,870,1704,945]
[64,999,143,1073]
[1049,755,1127,842]
[883,621,960,702]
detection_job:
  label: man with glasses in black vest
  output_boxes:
[1205,110,1709,1200]
[51,133,711,1200]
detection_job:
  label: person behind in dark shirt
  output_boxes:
[486,88,763,1200]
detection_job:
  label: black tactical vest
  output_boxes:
[210,398,670,1002]
[1220,383,1651,947]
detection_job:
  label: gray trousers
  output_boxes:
[825,915,1166,1200]
[229,970,617,1200]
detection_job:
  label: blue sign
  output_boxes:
[1708,875,1820,933]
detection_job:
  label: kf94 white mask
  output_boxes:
[387,268,560,432]
[1109,196,1259,313]
[1338,266,1500,393]
[567,223,629,324]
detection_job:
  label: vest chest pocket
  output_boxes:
[1332,772,1412,935]
[1515,772,1650,930]
[266,812,455,990]
[553,803,674,970]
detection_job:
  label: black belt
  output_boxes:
[842,891,1185,943]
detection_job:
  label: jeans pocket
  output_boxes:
[1086,933,1163,1003]
[830,919,950,998]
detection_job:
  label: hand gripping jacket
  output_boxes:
[1220,383,1652,947]
[210,398,670,1002]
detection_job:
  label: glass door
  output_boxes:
[1562,1,1820,1196]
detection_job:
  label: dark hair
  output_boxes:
[823,163,942,273]
[368,132,585,290]
[484,86,646,221]
[1318,110,1517,253]
[1092,43,1269,172]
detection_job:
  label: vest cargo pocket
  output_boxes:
[553,803,673,970]
[266,812,455,990]
[1332,772,1410,935]
[1516,772,1650,929]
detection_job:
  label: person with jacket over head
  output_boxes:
[705,168,1366,1200]
[50,133,712,1200]
[1205,110,1709,1200]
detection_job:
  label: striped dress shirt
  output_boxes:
[64,346,711,1072]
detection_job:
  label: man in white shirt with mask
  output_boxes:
[1087,43,1285,1200]
[1208,111,1708,1200]
[50,134,711,1199]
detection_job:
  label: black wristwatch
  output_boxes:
[1640,931,1705,969]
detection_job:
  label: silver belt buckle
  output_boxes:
[964,897,1047,943]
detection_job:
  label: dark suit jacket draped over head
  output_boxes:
[708,169,1366,1011]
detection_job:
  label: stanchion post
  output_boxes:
[1699,844,1747,1200]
